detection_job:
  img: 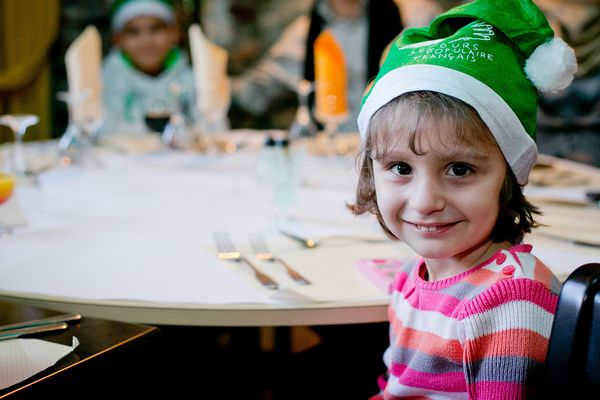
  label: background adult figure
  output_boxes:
[229,0,404,132]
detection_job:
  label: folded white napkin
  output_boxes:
[188,24,231,122]
[65,25,104,126]
[0,337,79,390]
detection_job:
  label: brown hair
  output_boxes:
[349,91,541,244]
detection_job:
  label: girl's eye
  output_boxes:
[393,162,412,175]
[447,162,472,177]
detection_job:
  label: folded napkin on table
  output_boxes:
[0,337,79,390]
[65,25,103,128]
[188,24,231,124]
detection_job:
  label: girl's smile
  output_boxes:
[405,221,458,234]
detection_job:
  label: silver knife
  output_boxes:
[0,313,81,332]
[0,322,69,341]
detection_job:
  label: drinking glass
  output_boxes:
[260,136,305,224]
[314,93,349,157]
[200,103,229,135]
[147,82,194,149]
[0,170,16,237]
[56,89,103,166]
[0,114,39,176]
[288,79,317,139]
[80,113,104,142]
[144,97,173,136]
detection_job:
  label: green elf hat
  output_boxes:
[111,0,176,32]
[357,0,577,185]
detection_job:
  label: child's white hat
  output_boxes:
[111,0,176,32]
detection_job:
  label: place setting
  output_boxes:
[210,222,410,304]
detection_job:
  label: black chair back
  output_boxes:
[540,263,600,399]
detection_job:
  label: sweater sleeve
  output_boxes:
[457,278,559,399]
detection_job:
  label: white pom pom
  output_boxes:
[524,37,577,93]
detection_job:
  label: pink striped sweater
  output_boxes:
[375,244,561,400]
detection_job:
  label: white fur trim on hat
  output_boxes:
[357,64,537,185]
[112,1,175,32]
[525,37,578,93]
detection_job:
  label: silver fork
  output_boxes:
[249,233,311,285]
[213,231,279,290]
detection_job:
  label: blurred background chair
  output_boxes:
[540,262,600,399]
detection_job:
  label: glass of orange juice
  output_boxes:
[0,172,16,236]
[0,173,15,204]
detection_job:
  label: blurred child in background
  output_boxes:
[101,0,199,136]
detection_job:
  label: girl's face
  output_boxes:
[116,16,178,76]
[371,126,507,272]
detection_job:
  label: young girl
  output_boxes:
[351,0,577,398]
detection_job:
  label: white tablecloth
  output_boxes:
[0,136,410,305]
